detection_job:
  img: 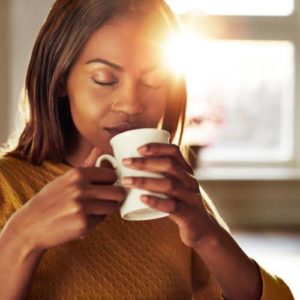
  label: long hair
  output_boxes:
[6,0,187,165]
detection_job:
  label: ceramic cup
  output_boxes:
[95,128,170,221]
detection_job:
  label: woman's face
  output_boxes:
[66,15,170,157]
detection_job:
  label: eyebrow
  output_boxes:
[85,57,161,74]
[86,58,124,71]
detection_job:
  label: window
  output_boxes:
[185,40,294,163]
[166,0,299,175]
[166,0,294,16]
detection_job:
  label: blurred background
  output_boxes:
[0,0,299,298]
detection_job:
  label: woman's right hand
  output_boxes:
[4,148,126,252]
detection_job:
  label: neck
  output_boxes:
[64,132,93,168]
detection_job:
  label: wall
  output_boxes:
[0,0,54,144]
[0,0,9,144]
[202,180,300,229]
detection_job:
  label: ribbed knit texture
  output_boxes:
[0,155,294,299]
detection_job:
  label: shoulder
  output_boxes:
[0,155,26,188]
[0,155,28,229]
[0,154,38,186]
[0,154,36,199]
[0,154,71,204]
[0,155,71,228]
[0,154,29,173]
[0,154,71,181]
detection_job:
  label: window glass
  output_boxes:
[166,0,294,16]
[182,40,294,162]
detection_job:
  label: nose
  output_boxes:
[111,82,144,115]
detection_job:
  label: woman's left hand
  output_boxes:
[122,144,265,300]
[121,143,219,249]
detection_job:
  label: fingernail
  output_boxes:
[78,159,89,167]
[122,158,132,165]
[141,195,150,202]
[138,145,148,153]
[121,177,133,186]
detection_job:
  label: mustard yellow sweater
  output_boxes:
[0,155,294,299]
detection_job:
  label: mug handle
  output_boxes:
[95,154,121,180]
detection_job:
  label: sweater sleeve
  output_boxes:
[258,263,295,300]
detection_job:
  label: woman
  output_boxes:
[0,0,294,299]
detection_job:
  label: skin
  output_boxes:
[0,15,262,300]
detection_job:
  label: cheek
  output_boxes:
[143,89,168,119]
[69,93,96,123]
[67,91,113,151]
[68,78,110,121]
[67,90,112,145]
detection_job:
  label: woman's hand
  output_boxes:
[122,143,265,300]
[121,143,219,249]
[5,148,126,252]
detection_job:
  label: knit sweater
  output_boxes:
[0,155,294,299]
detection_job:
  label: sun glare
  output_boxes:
[163,28,207,75]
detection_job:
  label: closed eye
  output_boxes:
[139,69,168,89]
[92,78,118,86]
[139,81,162,89]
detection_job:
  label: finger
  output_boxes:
[122,157,199,191]
[87,215,105,229]
[138,143,193,174]
[140,194,202,225]
[83,185,126,203]
[84,200,121,215]
[68,167,117,185]
[140,194,179,214]
[79,147,103,167]
[80,215,105,240]
[122,176,195,202]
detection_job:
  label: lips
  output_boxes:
[104,123,140,136]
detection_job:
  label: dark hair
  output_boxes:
[7,0,187,165]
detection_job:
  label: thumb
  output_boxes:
[79,147,102,168]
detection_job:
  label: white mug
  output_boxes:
[95,128,170,221]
